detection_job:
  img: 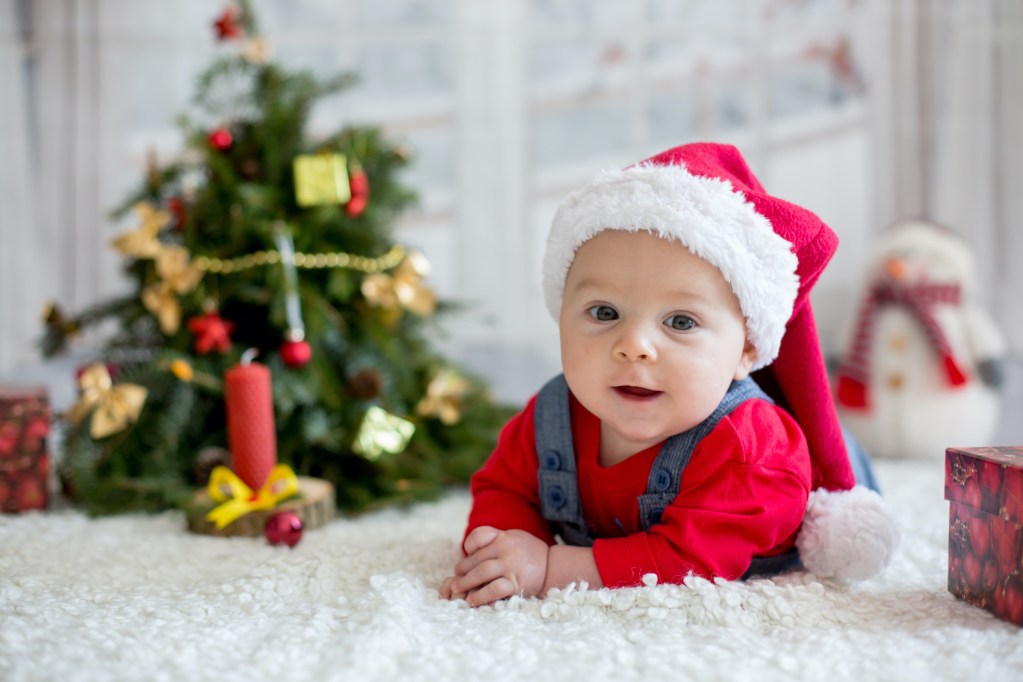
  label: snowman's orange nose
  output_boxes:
[884,257,907,280]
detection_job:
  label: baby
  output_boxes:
[441,143,898,606]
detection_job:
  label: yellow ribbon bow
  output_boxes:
[65,363,148,439]
[205,464,300,529]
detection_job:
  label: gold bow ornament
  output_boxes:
[361,251,436,318]
[140,245,204,335]
[416,368,470,425]
[111,202,171,259]
[352,406,416,460]
[66,363,149,439]
[205,464,300,529]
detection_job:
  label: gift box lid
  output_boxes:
[945,446,1023,524]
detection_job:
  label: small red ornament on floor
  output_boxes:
[265,511,303,547]
[208,127,233,152]
[188,311,235,355]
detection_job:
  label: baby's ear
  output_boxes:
[733,339,757,381]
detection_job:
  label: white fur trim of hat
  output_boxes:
[542,162,799,371]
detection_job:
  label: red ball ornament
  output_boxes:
[280,339,312,368]
[208,127,233,151]
[265,511,303,547]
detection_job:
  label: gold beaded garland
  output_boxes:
[192,244,404,275]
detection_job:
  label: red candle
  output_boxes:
[224,357,277,491]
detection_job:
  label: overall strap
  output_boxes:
[536,375,772,548]
[535,375,594,546]
[637,377,771,530]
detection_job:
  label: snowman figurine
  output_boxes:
[835,219,1007,459]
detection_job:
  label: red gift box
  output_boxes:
[945,446,1023,625]
[0,387,51,512]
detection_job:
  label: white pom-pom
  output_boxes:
[796,486,900,581]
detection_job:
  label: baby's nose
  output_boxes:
[613,324,657,362]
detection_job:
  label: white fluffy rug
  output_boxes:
[1,459,1022,682]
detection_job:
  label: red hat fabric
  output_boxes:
[543,142,898,580]
[645,144,855,492]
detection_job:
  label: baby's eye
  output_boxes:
[664,314,696,331]
[587,305,619,322]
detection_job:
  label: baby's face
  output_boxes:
[559,230,756,460]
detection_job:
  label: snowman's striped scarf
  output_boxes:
[836,281,966,409]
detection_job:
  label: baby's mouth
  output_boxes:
[613,385,662,400]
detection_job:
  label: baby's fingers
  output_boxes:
[463,526,501,555]
[450,558,506,596]
[466,577,516,607]
[438,575,457,599]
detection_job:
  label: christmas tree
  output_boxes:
[41,1,511,516]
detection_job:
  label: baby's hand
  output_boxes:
[438,575,464,601]
[441,526,549,607]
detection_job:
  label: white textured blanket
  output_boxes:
[1,459,1022,682]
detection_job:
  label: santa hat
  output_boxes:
[543,142,899,581]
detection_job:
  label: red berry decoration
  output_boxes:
[346,164,369,217]
[280,339,312,368]
[167,196,187,230]
[208,127,233,152]
[265,511,303,547]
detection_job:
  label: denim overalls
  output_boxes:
[534,374,803,579]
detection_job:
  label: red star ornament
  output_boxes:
[213,6,244,41]
[187,312,236,355]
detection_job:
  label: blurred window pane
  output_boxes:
[530,102,632,170]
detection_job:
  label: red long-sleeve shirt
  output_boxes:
[465,390,812,586]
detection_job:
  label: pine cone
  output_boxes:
[347,369,383,400]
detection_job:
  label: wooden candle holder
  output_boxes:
[185,476,335,537]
